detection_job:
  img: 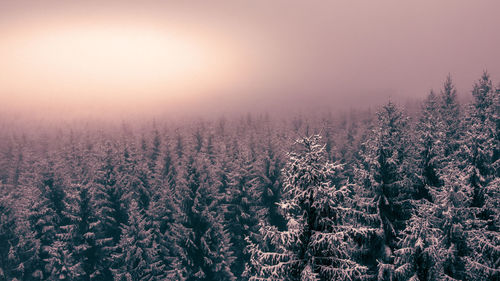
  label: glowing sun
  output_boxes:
[0,21,241,105]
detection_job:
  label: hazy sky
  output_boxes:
[1,0,499,118]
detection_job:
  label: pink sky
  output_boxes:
[1,0,499,118]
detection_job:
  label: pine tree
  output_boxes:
[27,162,72,280]
[247,135,367,280]
[177,151,235,281]
[175,132,184,160]
[354,102,415,280]
[416,90,445,196]
[158,141,177,189]
[64,184,102,281]
[113,200,167,281]
[392,91,448,281]
[0,187,20,281]
[464,72,497,208]
[457,72,499,280]
[393,200,444,281]
[338,114,362,181]
[148,174,185,279]
[435,166,474,280]
[149,127,162,173]
[2,180,40,280]
[43,240,81,281]
[120,144,152,211]
[256,134,286,230]
[223,150,262,278]
[439,75,461,158]
[11,221,39,281]
[92,144,129,280]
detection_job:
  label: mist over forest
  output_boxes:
[1,0,500,280]
[0,72,499,280]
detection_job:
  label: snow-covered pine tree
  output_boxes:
[193,126,205,154]
[176,150,235,281]
[148,127,162,174]
[460,72,497,209]
[354,102,415,280]
[43,239,81,281]
[10,221,39,281]
[0,186,20,281]
[36,167,85,281]
[393,200,444,281]
[223,148,262,279]
[92,143,129,280]
[148,171,185,279]
[175,132,184,160]
[457,71,499,280]
[337,113,362,181]
[247,134,367,281]
[112,200,167,281]
[434,165,474,280]
[215,137,235,197]
[63,184,102,280]
[439,75,461,158]
[27,162,73,280]
[0,138,14,185]
[393,90,447,281]
[119,144,152,211]
[1,179,40,280]
[480,81,499,280]
[3,139,26,189]
[158,140,177,190]
[256,133,286,230]
[415,90,445,197]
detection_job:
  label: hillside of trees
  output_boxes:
[0,72,498,280]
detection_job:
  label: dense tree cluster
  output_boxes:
[0,73,498,280]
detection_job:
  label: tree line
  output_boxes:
[0,72,498,280]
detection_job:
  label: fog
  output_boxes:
[1,0,499,120]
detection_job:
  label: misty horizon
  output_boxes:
[1,1,499,120]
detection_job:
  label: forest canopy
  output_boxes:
[0,73,498,280]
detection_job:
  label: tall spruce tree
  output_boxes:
[393,200,444,281]
[435,165,474,280]
[177,150,235,281]
[43,239,81,281]
[354,102,415,280]
[92,144,128,280]
[416,90,445,195]
[148,172,185,279]
[64,184,101,281]
[0,187,20,281]
[439,75,461,158]
[223,149,262,279]
[256,134,286,230]
[247,135,367,280]
[113,200,167,281]
[393,90,447,281]
[120,144,152,211]
[458,72,499,280]
[27,161,73,280]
